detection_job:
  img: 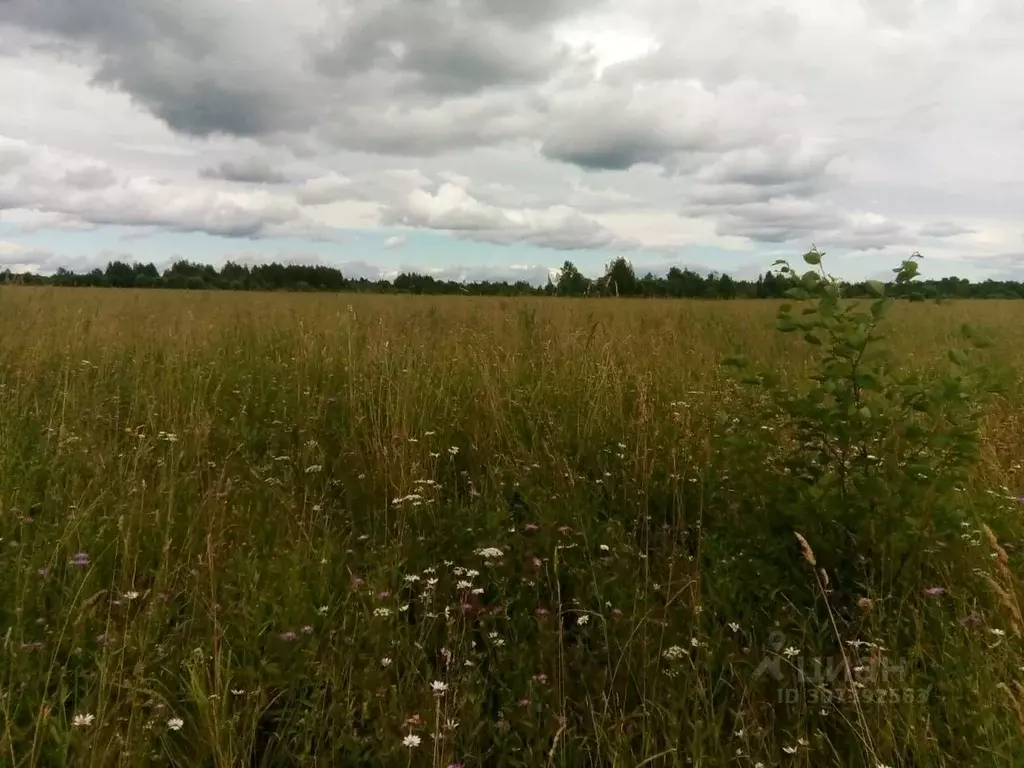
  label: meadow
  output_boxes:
[1,277,1024,767]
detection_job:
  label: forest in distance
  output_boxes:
[5,254,1024,300]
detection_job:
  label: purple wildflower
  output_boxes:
[69,553,90,567]
[280,631,298,642]
[923,587,946,597]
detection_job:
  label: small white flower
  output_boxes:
[402,733,421,748]
[404,574,420,583]
[456,580,473,589]
[317,605,329,615]
[124,590,141,601]
[72,713,94,728]
[475,547,504,559]
[728,622,740,632]
[304,464,322,474]
[373,607,392,617]
[167,717,184,731]
[783,646,800,658]
[599,544,610,551]
[783,745,798,754]
[380,657,393,667]
[663,645,686,661]
[430,680,448,695]
[577,614,589,626]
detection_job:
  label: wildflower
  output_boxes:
[317,604,329,615]
[577,614,589,626]
[402,733,421,748]
[448,446,459,455]
[304,465,322,474]
[301,625,314,634]
[475,547,504,559]
[923,587,946,597]
[783,745,798,754]
[599,544,610,551]
[728,622,741,632]
[444,719,459,731]
[663,645,686,661]
[456,580,473,590]
[167,717,183,731]
[280,631,298,642]
[431,680,449,695]
[124,591,141,601]
[72,713,94,727]
[523,523,539,532]
[404,574,420,583]
[783,647,800,658]
[373,608,392,617]
[69,552,90,567]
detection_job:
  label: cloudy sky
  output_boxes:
[2,0,1022,283]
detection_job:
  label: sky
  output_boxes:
[1,0,1023,284]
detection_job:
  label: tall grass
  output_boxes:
[0,287,1022,767]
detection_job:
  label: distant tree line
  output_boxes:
[2,256,1022,300]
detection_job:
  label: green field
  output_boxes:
[2,285,1024,767]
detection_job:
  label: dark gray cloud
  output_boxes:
[3,0,1024,268]
[312,1,571,97]
[0,0,595,155]
[200,157,290,184]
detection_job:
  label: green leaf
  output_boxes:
[866,280,885,298]
[948,348,968,366]
[803,250,822,266]
[784,287,809,300]
[858,406,872,420]
[870,297,893,320]
[803,332,822,346]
